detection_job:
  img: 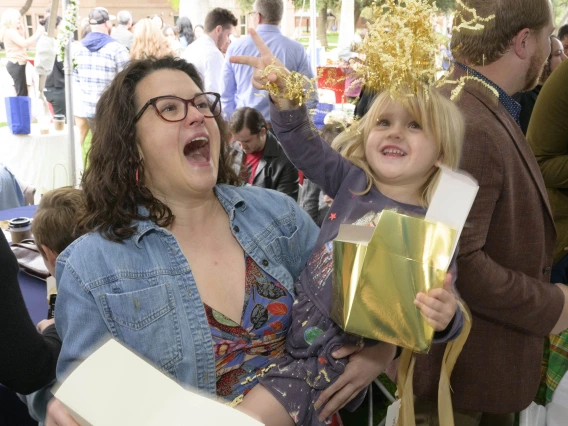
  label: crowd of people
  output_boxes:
[0,0,568,425]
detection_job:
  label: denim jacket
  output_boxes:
[55,184,319,396]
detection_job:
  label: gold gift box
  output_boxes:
[330,209,457,354]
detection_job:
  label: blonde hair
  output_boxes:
[130,18,174,61]
[0,9,21,42]
[332,86,464,207]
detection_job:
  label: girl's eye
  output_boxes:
[408,121,422,129]
[377,119,390,127]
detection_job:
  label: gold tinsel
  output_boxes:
[436,1,498,102]
[261,61,317,107]
[262,0,498,108]
[452,0,495,34]
[351,0,440,97]
[437,65,499,102]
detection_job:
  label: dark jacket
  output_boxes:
[45,58,64,89]
[513,85,542,135]
[231,131,299,201]
[0,231,61,394]
[527,59,568,265]
[413,65,561,413]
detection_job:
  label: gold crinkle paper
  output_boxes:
[351,0,440,97]
[261,61,317,107]
[331,210,457,353]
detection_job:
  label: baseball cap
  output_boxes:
[88,7,116,25]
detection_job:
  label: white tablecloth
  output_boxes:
[0,123,83,203]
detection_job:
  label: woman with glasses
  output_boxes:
[45,56,319,426]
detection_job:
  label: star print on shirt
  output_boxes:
[329,213,337,221]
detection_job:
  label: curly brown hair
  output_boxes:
[80,56,240,242]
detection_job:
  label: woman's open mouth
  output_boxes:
[183,136,211,165]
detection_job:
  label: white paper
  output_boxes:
[335,224,375,245]
[519,401,546,426]
[54,339,264,426]
[546,402,568,426]
[385,399,401,426]
[425,166,479,257]
[46,276,56,303]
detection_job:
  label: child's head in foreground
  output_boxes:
[32,187,85,277]
[332,85,464,207]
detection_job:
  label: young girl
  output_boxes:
[232,30,465,426]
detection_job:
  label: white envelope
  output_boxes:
[54,339,264,426]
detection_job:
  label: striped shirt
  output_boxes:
[74,37,130,118]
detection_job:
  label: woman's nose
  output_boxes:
[183,104,205,127]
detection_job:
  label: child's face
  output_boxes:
[365,101,439,191]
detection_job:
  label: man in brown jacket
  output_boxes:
[413,1,568,424]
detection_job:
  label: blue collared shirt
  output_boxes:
[221,24,318,122]
[456,62,521,125]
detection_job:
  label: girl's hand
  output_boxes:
[229,29,296,108]
[414,272,457,331]
[314,342,396,422]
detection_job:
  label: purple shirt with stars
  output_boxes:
[258,103,463,425]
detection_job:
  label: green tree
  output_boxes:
[238,0,255,13]
[553,0,568,25]
[293,0,340,48]
[433,0,456,12]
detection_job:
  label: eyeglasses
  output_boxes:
[248,11,258,18]
[134,93,222,123]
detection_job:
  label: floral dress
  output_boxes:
[206,255,294,405]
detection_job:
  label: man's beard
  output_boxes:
[522,52,546,92]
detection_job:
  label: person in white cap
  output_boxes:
[74,7,129,130]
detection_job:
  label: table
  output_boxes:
[0,205,43,426]
[0,205,45,325]
[0,124,83,204]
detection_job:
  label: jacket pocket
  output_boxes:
[99,283,183,375]
[266,225,301,264]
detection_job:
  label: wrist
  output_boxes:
[269,95,300,111]
[377,342,397,361]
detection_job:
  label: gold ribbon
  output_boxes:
[396,301,472,426]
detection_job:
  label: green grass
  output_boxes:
[82,130,92,169]
[0,52,35,58]
[0,122,6,128]
[298,32,340,51]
